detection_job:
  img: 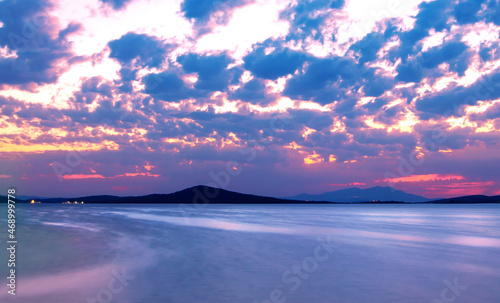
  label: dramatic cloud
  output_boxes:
[415,69,500,116]
[396,40,470,83]
[177,52,236,91]
[397,0,453,60]
[142,72,195,102]
[280,0,346,42]
[228,78,276,105]
[181,0,252,22]
[0,0,76,86]
[243,46,308,80]
[108,32,168,68]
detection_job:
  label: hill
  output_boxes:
[288,186,430,203]
[3,186,325,204]
[430,195,500,204]
[2,186,499,204]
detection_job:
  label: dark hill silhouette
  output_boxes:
[288,186,429,203]
[105,186,315,204]
[430,195,500,204]
[6,186,325,204]
[1,186,499,204]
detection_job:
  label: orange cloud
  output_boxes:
[61,172,160,180]
[303,151,322,165]
[0,141,119,153]
[62,174,105,180]
[115,172,160,178]
[0,174,12,178]
[144,161,154,171]
[384,174,465,183]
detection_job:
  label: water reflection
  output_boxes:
[0,204,498,303]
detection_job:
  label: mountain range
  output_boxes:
[2,186,316,204]
[287,186,429,203]
[1,185,499,204]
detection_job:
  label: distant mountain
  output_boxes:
[287,186,430,203]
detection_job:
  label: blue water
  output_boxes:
[1,204,500,303]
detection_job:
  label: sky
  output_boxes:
[0,0,500,198]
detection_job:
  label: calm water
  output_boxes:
[1,204,500,303]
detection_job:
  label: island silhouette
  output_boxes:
[2,186,499,204]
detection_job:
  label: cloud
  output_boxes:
[108,32,168,68]
[243,46,308,80]
[287,109,334,132]
[350,27,396,65]
[383,173,465,183]
[453,0,500,26]
[362,97,388,111]
[181,0,249,21]
[180,0,254,36]
[228,78,275,105]
[58,22,83,39]
[397,0,453,60]
[0,52,69,86]
[396,40,470,83]
[453,0,486,24]
[0,0,76,87]
[280,0,345,42]
[485,0,500,25]
[283,55,395,105]
[142,72,195,102]
[415,68,500,116]
[62,171,160,180]
[81,77,113,98]
[479,102,500,120]
[283,57,354,103]
[99,0,134,10]
[353,128,416,146]
[177,52,237,91]
[362,68,395,97]
[479,44,495,61]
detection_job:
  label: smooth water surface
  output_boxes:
[1,204,500,303]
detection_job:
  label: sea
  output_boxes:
[1,203,500,303]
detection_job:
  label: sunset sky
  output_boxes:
[1,0,500,198]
